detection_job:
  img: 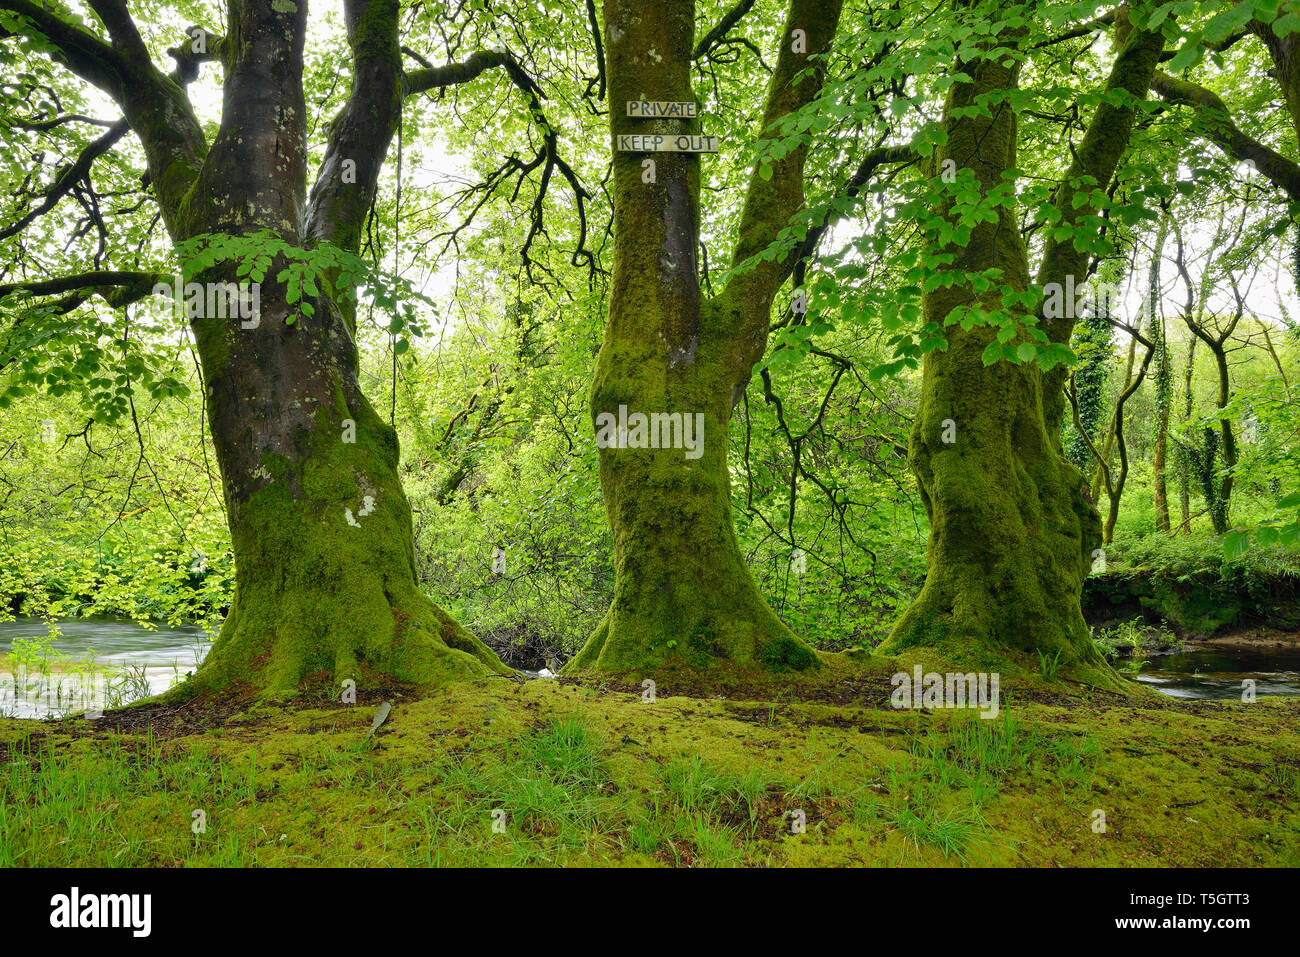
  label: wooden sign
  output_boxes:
[615,134,719,153]
[627,100,697,118]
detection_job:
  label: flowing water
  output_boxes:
[0,617,210,719]
[1,617,1297,717]
[1133,646,1300,701]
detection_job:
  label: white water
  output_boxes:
[0,617,211,718]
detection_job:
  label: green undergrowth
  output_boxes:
[0,671,1296,867]
[1085,532,1300,636]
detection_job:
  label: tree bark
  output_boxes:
[567,0,841,674]
[1103,335,1155,543]
[1150,234,1172,533]
[876,42,1114,684]
[1178,335,1196,531]
[880,8,1163,689]
[1171,216,1241,536]
[183,0,508,693]
[0,0,516,692]
[1190,326,1239,534]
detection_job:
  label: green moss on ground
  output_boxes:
[1,656,1296,867]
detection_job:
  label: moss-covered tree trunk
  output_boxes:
[881,9,1164,688]
[568,0,840,674]
[1178,336,1197,530]
[1151,327,1173,533]
[6,0,514,695]
[183,0,508,694]
[877,50,1112,683]
[188,276,504,694]
[1149,217,1173,533]
[1187,325,1238,535]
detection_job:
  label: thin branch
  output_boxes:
[694,0,758,60]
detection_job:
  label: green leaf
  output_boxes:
[1276,11,1300,37]
[1167,31,1204,72]
[1223,530,1249,560]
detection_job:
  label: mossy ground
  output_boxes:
[1,653,1297,867]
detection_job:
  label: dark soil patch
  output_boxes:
[2,682,416,747]
[559,670,1139,712]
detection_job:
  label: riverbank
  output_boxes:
[1189,627,1300,650]
[2,658,1297,867]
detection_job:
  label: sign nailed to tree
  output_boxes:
[618,99,717,153]
[616,133,719,153]
[626,100,697,117]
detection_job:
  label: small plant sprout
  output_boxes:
[1037,648,1065,680]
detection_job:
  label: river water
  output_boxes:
[0,617,209,719]
[1,617,1298,717]
[1132,646,1300,701]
